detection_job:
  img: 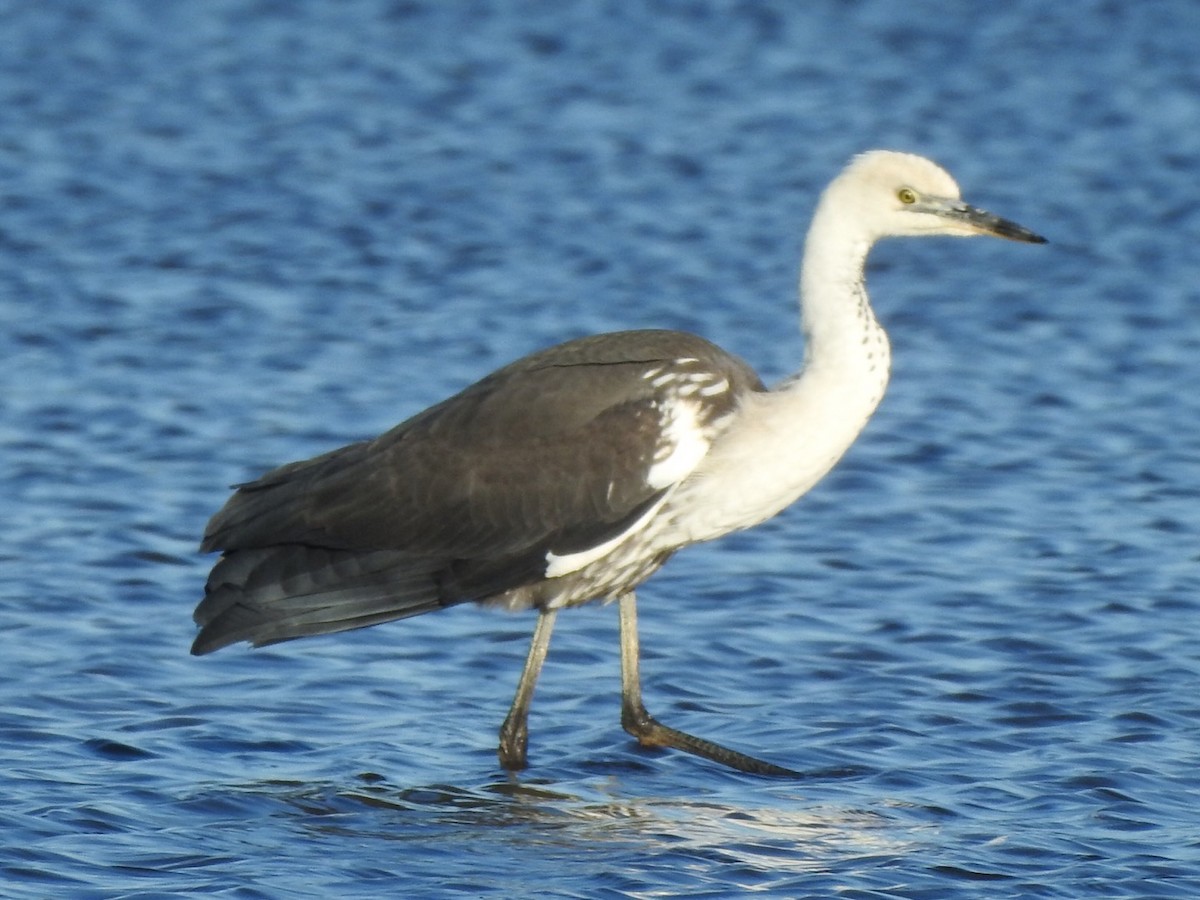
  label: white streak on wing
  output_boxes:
[646,400,710,489]
[542,394,716,582]
[544,496,666,579]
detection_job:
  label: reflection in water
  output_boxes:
[257,773,923,879]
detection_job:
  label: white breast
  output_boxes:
[660,337,891,547]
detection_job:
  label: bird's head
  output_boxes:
[825,150,1046,244]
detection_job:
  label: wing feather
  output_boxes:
[194,330,764,652]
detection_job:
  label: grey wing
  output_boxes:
[193,330,762,653]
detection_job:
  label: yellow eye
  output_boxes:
[897,187,918,205]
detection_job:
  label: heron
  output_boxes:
[192,150,1046,776]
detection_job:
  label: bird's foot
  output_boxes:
[621,702,799,778]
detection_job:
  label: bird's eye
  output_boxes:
[897,188,918,205]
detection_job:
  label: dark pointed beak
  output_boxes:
[927,199,1047,244]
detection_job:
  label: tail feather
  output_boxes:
[192,546,453,655]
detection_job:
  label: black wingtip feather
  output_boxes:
[192,546,454,654]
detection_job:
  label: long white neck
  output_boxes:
[664,201,891,544]
[796,200,890,391]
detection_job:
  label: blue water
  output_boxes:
[3,1,1199,896]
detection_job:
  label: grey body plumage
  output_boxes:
[194,330,762,653]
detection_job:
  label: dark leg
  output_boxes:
[498,608,558,770]
[618,592,800,777]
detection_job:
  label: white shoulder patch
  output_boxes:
[646,399,710,489]
[542,385,724,581]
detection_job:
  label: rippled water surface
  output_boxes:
[3,2,1200,897]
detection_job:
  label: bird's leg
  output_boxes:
[618,592,800,777]
[498,608,558,771]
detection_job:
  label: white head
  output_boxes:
[817,150,1045,244]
